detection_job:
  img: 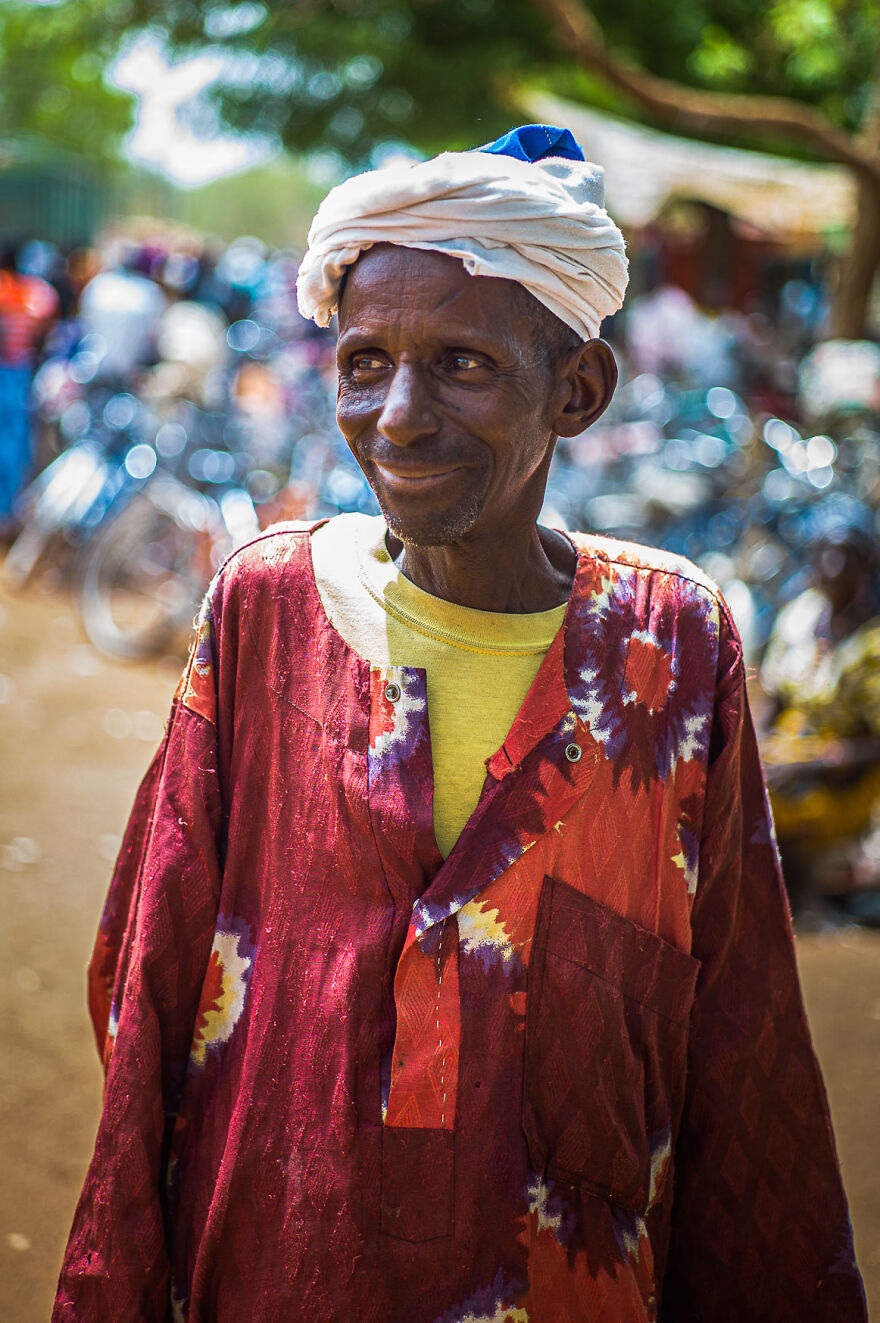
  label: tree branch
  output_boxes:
[531,0,880,180]
[855,47,880,157]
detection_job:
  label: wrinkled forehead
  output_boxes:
[339,241,461,296]
[337,242,536,352]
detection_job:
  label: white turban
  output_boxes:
[296,148,628,341]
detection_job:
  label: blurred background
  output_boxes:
[1,0,879,1316]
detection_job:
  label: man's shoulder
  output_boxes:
[216,512,382,594]
[568,530,723,601]
[566,531,741,669]
[199,520,323,627]
[218,519,321,582]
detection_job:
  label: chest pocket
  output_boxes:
[522,876,700,1216]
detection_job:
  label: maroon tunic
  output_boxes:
[55,524,866,1322]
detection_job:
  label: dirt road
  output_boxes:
[1,574,878,1321]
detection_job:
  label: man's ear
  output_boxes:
[552,339,618,437]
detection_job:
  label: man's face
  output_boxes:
[336,244,570,547]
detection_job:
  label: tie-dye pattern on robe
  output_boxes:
[55,522,866,1323]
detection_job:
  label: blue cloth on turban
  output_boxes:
[477,123,585,164]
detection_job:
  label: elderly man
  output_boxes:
[55,126,865,1322]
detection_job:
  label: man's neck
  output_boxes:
[386,524,576,614]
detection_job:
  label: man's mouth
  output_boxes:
[371,460,469,492]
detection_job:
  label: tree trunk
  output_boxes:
[831,170,880,339]
[532,0,880,339]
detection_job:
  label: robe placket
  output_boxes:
[367,563,608,1243]
[362,661,458,1243]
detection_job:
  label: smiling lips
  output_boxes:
[372,460,469,492]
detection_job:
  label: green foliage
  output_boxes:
[0,0,137,164]
[119,0,880,167]
[124,0,563,165]
[182,156,326,245]
[3,0,878,172]
[687,24,755,86]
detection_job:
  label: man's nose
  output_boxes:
[377,362,439,447]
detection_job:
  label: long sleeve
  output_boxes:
[660,618,867,1320]
[54,627,225,1323]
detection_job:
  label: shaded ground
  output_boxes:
[1,573,878,1321]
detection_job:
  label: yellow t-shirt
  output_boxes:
[310,514,566,857]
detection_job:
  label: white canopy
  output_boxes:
[525,92,854,239]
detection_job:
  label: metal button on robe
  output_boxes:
[564,742,582,763]
[384,682,401,703]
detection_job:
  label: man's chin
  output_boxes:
[377,493,484,549]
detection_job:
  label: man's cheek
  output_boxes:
[336,388,381,437]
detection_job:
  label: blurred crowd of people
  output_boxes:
[1,220,879,924]
[594,280,880,924]
[0,223,344,520]
[0,237,62,528]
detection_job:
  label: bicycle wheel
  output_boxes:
[3,444,107,589]
[77,491,203,661]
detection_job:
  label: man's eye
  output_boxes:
[447,354,482,371]
[350,354,386,372]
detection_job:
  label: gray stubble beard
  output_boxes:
[376,486,486,549]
